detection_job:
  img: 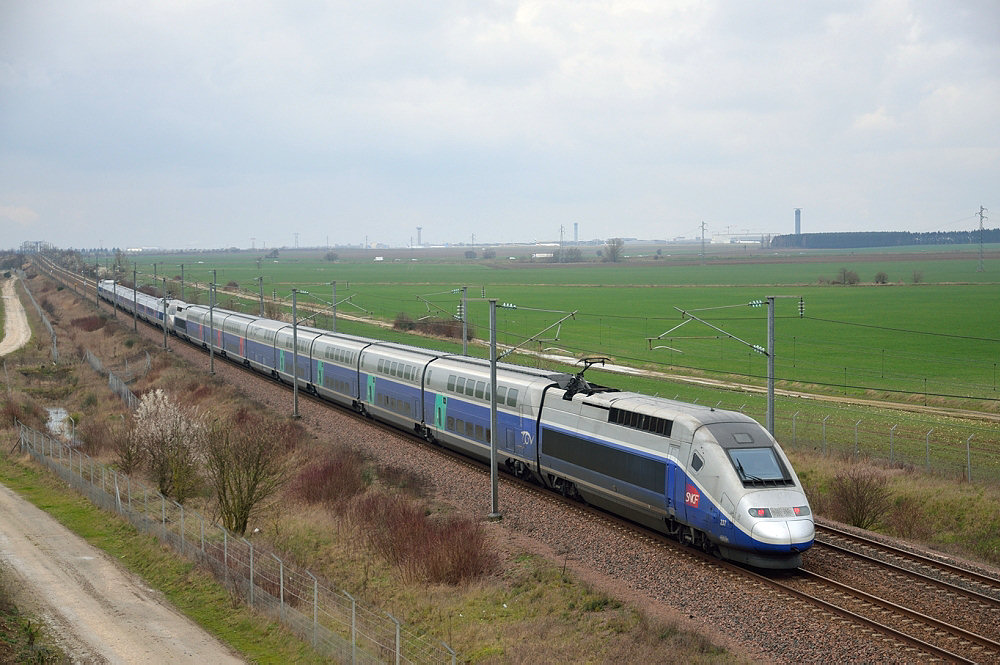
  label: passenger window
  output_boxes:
[496,386,507,403]
[692,453,704,473]
[447,375,456,391]
[466,381,475,396]
[456,377,466,393]
[390,361,398,376]
[475,381,485,399]
[378,359,385,372]
[506,389,518,407]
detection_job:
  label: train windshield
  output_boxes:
[727,447,788,485]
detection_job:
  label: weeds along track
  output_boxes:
[35,258,1000,663]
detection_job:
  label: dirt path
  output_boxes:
[0,481,244,664]
[0,276,31,356]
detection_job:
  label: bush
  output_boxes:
[294,448,368,508]
[324,252,338,262]
[351,492,496,584]
[829,463,893,529]
[72,315,106,332]
[133,389,203,503]
[912,270,924,284]
[393,312,416,331]
[874,271,888,284]
[836,268,860,285]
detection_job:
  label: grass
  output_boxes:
[135,247,1000,408]
[0,451,329,664]
[0,563,66,664]
[790,449,1000,564]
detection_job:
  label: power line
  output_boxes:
[803,316,1000,343]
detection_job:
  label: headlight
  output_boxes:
[749,508,771,518]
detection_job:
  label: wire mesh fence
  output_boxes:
[765,406,1000,483]
[16,422,456,664]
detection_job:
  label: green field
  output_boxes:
[128,247,1000,407]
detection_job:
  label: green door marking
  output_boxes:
[434,394,447,429]
[367,374,376,404]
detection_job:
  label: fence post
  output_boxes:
[388,612,401,665]
[926,429,934,473]
[966,435,973,482]
[305,571,318,648]
[822,415,830,455]
[889,424,898,464]
[241,537,254,607]
[222,527,229,584]
[271,553,284,619]
[854,419,861,458]
[345,591,357,665]
[174,501,185,555]
[792,411,799,446]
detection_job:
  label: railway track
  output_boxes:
[34,257,1000,663]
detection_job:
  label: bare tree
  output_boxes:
[603,237,625,263]
[203,414,292,536]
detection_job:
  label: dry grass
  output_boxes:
[790,450,1000,565]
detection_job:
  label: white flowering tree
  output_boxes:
[133,389,204,503]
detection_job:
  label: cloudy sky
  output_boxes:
[1,1,997,250]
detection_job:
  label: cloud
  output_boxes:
[852,107,899,132]
[0,205,39,227]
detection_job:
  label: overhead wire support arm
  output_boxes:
[672,307,768,356]
[496,308,577,361]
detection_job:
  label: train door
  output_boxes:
[666,444,681,517]
[366,374,376,406]
[434,394,447,430]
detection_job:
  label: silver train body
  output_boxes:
[98,280,814,568]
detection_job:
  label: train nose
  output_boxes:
[751,519,814,547]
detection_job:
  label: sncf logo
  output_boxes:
[685,484,700,508]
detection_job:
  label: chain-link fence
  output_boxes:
[768,405,998,483]
[16,422,456,664]
[84,349,139,409]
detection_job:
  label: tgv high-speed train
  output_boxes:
[98,279,814,568]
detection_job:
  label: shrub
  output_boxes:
[829,463,893,530]
[352,492,496,583]
[0,396,46,430]
[912,270,924,284]
[836,268,860,285]
[393,312,416,331]
[133,389,204,503]
[874,271,888,284]
[224,281,239,290]
[324,252,338,262]
[294,448,368,508]
[72,316,106,332]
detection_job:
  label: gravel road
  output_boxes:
[1,276,242,663]
[0,481,244,664]
[0,276,31,356]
